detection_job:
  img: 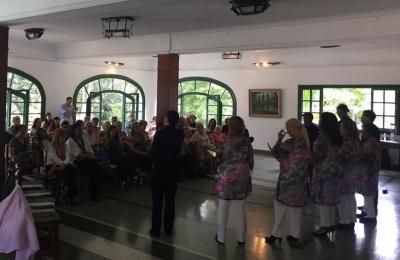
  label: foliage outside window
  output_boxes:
[6,67,46,128]
[73,75,145,127]
[178,77,236,125]
[299,85,398,132]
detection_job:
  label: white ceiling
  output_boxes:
[66,38,400,70]
[7,0,400,43]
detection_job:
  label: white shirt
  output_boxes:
[65,137,94,164]
[46,146,68,166]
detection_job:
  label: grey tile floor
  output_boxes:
[2,153,399,260]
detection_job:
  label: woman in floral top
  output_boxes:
[265,119,310,246]
[337,120,361,229]
[310,112,343,235]
[358,123,381,223]
[213,116,252,245]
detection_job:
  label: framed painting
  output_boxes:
[249,89,282,117]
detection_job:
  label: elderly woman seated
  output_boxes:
[191,123,216,175]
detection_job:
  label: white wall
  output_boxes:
[8,56,157,122]
[180,65,400,150]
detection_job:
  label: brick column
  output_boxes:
[0,25,8,193]
[156,54,179,126]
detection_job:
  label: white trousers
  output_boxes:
[319,205,336,227]
[271,200,302,238]
[337,193,356,224]
[217,199,246,243]
[364,195,376,218]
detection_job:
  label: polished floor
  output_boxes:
[2,153,400,260]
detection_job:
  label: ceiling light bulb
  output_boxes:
[262,61,270,67]
[255,63,260,67]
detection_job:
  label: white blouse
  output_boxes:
[46,146,68,166]
[66,137,94,164]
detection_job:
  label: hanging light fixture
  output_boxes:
[230,0,271,16]
[24,28,45,40]
[101,16,135,38]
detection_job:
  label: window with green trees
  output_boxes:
[298,85,399,132]
[73,75,145,127]
[178,77,236,125]
[6,67,46,128]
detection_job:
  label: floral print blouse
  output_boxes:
[272,138,309,207]
[213,136,252,200]
[310,134,342,205]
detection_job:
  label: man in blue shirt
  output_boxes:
[124,112,137,134]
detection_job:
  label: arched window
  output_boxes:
[178,77,236,125]
[6,67,46,128]
[73,75,145,126]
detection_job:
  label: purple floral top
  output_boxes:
[338,138,363,193]
[359,137,381,196]
[272,138,309,207]
[310,134,342,205]
[213,136,252,200]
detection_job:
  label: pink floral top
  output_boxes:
[272,138,309,207]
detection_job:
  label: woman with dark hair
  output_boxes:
[336,120,362,229]
[311,112,343,235]
[206,118,217,136]
[66,123,102,201]
[358,123,381,223]
[213,116,252,244]
[47,117,61,140]
[30,118,42,142]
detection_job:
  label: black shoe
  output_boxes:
[265,235,282,245]
[165,229,173,236]
[215,234,224,245]
[286,236,299,247]
[237,240,245,245]
[312,227,334,236]
[149,229,160,238]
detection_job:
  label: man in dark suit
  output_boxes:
[149,111,184,237]
[302,112,319,150]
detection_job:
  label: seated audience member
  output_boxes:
[126,123,151,173]
[206,118,217,136]
[146,116,157,141]
[61,120,70,131]
[7,115,21,135]
[91,117,100,136]
[30,118,42,142]
[115,120,127,137]
[98,121,111,146]
[32,128,51,169]
[47,116,61,140]
[111,116,118,126]
[211,125,228,149]
[125,113,138,134]
[66,123,102,202]
[181,127,200,178]
[188,114,197,128]
[105,126,136,188]
[41,112,52,129]
[222,117,230,134]
[178,117,187,129]
[83,121,97,146]
[8,125,30,174]
[83,116,90,124]
[192,123,216,174]
[46,129,78,204]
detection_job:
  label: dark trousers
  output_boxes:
[151,180,177,232]
[75,158,101,198]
